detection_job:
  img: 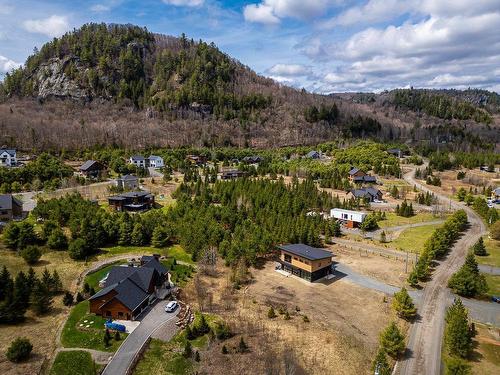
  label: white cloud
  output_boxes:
[268,75,295,83]
[162,0,204,6]
[244,0,335,24]
[243,3,280,25]
[322,0,416,28]
[0,55,20,74]
[23,15,70,38]
[268,63,311,76]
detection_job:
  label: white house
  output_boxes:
[148,155,164,169]
[129,155,146,168]
[0,148,17,167]
[330,208,367,228]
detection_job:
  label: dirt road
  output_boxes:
[398,165,488,375]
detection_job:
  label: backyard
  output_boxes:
[389,224,439,253]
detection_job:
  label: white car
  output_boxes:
[373,199,384,203]
[165,300,178,312]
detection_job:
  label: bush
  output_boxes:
[114,331,121,341]
[490,220,500,240]
[47,228,68,250]
[213,321,232,340]
[183,341,192,358]
[303,315,310,323]
[238,337,248,353]
[63,291,74,306]
[6,338,33,362]
[445,356,471,375]
[371,348,391,375]
[20,245,42,265]
[221,345,228,354]
[76,292,84,302]
[392,287,417,320]
[68,238,90,260]
[379,322,405,359]
[267,306,276,318]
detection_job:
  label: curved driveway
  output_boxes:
[102,302,179,375]
[398,165,488,375]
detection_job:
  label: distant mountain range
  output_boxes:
[0,23,498,151]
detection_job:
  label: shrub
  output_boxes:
[6,338,33,362]
[238,337,248,353]
[20,245,42,265]
[68,238,91,260]
[194,351,200,362]
[76,292,84,302]
[379,322,405,359]
[63,291,74,306]
[392,287,417,320]
[213,321,232,340]
[221,345,228,354]
[114,331,121,341]
[267,307,276,318]
[284,311,291,320]
[47,228,68,250]
[303,315,310,323]
[183,341,192,358]
[490,220,500,240]
[371,348,391,375]
[444,356,471,375]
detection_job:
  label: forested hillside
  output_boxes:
[0,23,498,150]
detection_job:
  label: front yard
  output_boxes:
[50,350,102,375]
[61,301,126,352]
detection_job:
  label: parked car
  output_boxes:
[373,199,384,203]
[165,300,178,312]
[492,296,500,304]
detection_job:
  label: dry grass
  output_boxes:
[179,261,398,375]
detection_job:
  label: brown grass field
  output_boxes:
[181,261,406,375]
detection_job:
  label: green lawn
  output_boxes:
[166,245,194,265]
[389,224,439,253]
[98,245,165,258]
[135,312,220,375]
[84,261,126,291]
[378,212,446,228]
[484,274,500,296]
[61,301,126,352]
[476,238,500,268]
[134,339,193,375]
[161,259,195,287]
[50,350,101,375]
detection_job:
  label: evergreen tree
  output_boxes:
[63,291,74,306]
[19,245,42,265]
[31,279,53,315]
[444,357,471,375]
[268,306,276,318]
[392,287,417,320]
[183,340,192,358]
[151,226,170,248]
[238,337,248,353]
[471,238,487,256]
[444,299,473,358]
[448,254,488,297]
[130,223,146,246]
[221,345,228,354]
[0,266,12,301]
[47,228,68,250]
[379,322,405,358]
[371,348,392,375]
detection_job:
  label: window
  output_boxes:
[118,312,124,318]
[294,257,298,261]
[284,254,292,263]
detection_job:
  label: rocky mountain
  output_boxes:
[0,23,498,151]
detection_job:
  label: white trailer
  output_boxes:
[330,208,367,228]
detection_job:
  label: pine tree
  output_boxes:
[51,270,63,294]
[445,299,473,358]
[268,306,276,318]
[238,337,248,353]
[448,253,488,297]
[392,287,417,320]
[130,223,145,246]
[63,291,74,306]
[379,322,405,358]
[183,340,192,358]
[31,279,53,315]
[472,238,487,256]
[371,348,392,375]
[0,266,13,301]
[221,345,228,354]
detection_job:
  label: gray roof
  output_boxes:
[104,266,154,291]
[114,191,152,198]
[351,187,381,198]
[0,148,16,156]
[148,155,163,161]
[278,244,332,261]
[306,150,320,158]
[349,167,362,175]
[142,259,168,275]
[110,278,149,312]
[130,155,145,161]
[79,160,102,171]
[119,174,138,181]
[0,194,22,210]
[353,175,377,183]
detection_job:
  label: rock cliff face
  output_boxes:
[35,56,89,100]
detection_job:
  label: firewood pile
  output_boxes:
[175,302,194,328]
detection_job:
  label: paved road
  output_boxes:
[478,264,500,276]
[102,302,179,375]
[398,165,488,375]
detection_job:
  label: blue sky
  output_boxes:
[1,0,499,93]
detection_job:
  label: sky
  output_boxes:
[0,0,499,93]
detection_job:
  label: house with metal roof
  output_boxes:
[114,174,139,190]
[129,155,147,168]
[305,150,320,159]
[0,148,17,167]
[0,194,23,221]
[147,155,164,168]
[89,257,169,320]
[348,187,383,202]
[78,160,106,179]
[108,191,154,212]
[277,244,333,282]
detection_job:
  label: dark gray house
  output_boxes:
[0,194,23,221]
